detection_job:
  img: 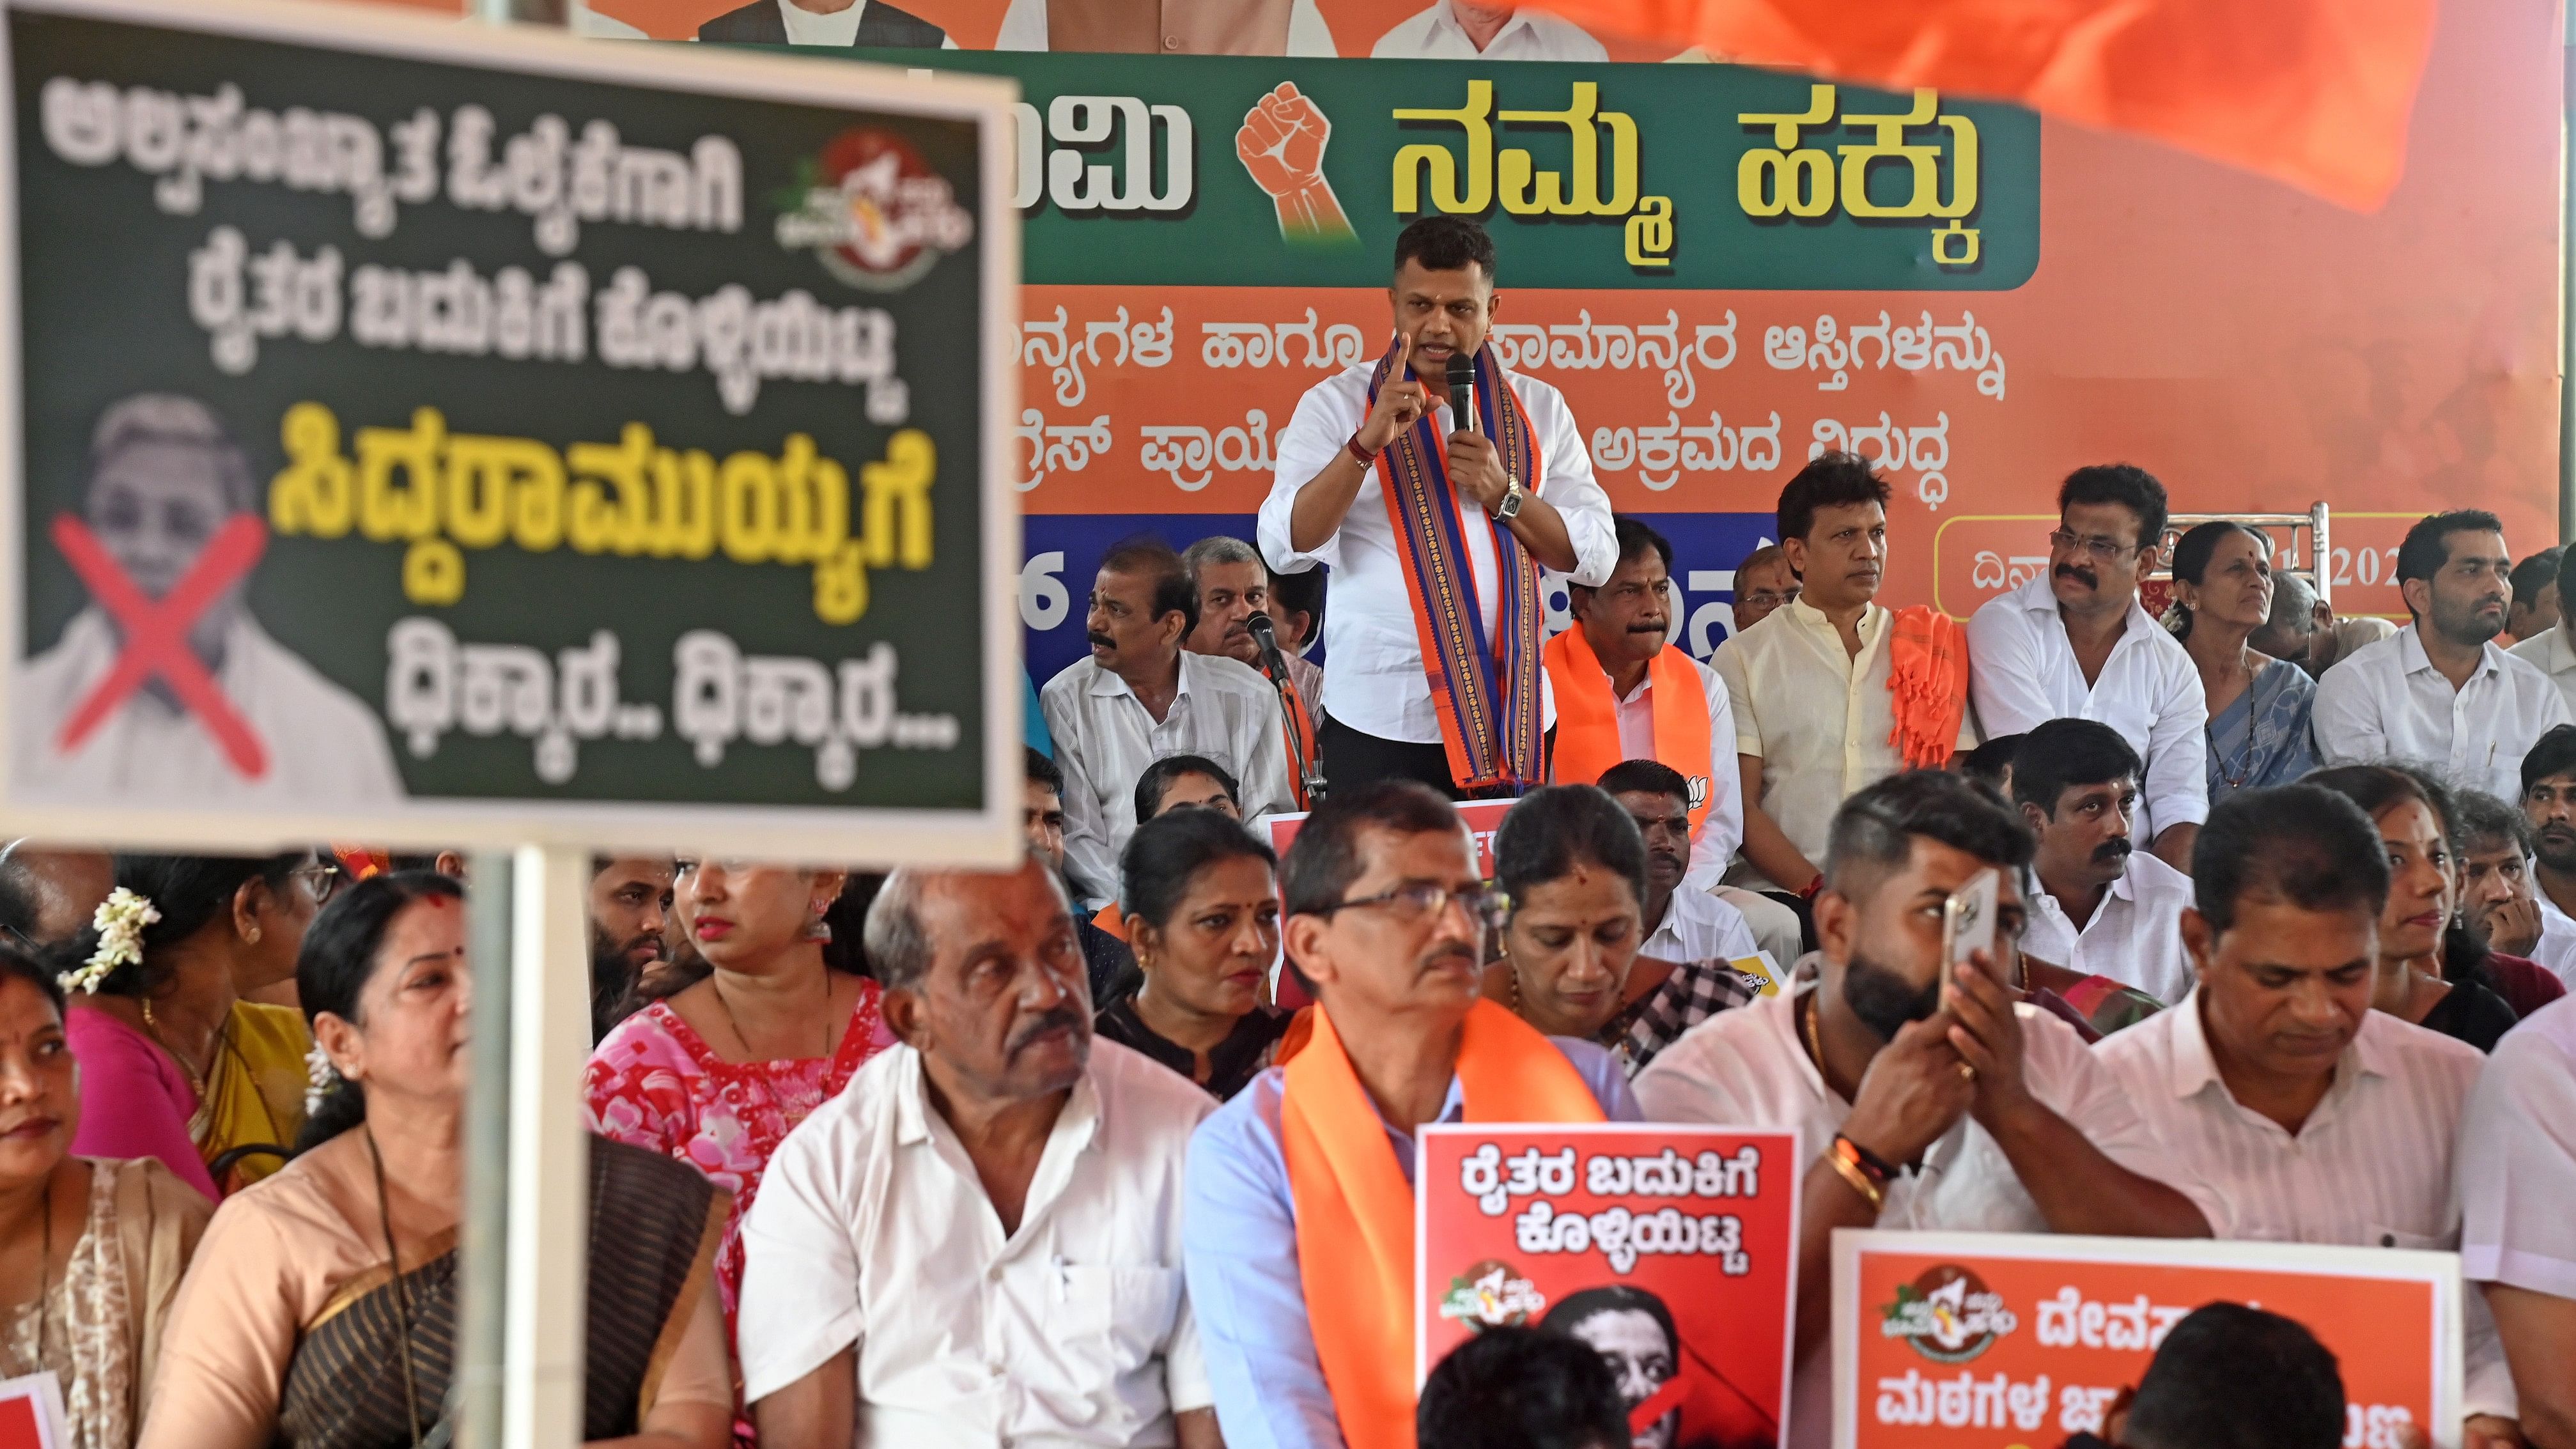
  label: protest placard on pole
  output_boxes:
[0,0,1020,864]
[1830,1230,2463,1449]
[1420,1123,1798,1449]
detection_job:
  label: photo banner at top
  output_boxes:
[0,0,1023,859]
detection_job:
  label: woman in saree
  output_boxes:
[2170,522,2319,797]
[140,871,732,1449]
[0,943,208,1449]
[59,853,330,1197]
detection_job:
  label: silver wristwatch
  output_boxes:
[1493,475,1525,520]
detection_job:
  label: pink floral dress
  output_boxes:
[582,986,896,1338]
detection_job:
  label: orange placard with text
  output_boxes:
[1831,1232,2462,1449]
[1420,1124,1799,1449]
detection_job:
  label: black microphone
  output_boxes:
[1246,611,1292,678]
[1446,352,1477,437]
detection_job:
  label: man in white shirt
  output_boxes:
[740,855,1221,1448]
[1597,760,1767,967]
[1183,535,1319,811]
[13,392,406,812]
[1967,464,2207,870]
[2517,725,2576,988]
[1369,1,1607,59]
[2508,545,2576,715]
[2460,995,2576,1448]
[2313,509,2572,800]
[2095,785,2520,1441]
[2248,568,2400,682]
[1260,216,1617,797]
[2010,718,2196,1003]
[1714,454,1977,904]
[1544,517,1742,887]
[995,0,1338,54]
[1041,537,1292,901]
[1634,771,2212,1449]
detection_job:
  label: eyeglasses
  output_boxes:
[291,861,342,904]
[1740,588,1800,609]
[2048,529,2141,562]
[1310,881,1510,931]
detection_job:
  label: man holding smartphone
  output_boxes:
[1635,770,2215,1449]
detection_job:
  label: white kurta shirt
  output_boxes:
[1634,984,2214,1449]
[2311,624,2573,800]
[1040,651,1294,901]
[1548,647,1744,890]
[2019,849,2198,1005]
[13,608,404,809]
[2533,890,2576,989]
[1639,881,1760,965]
[1367,3,1608,59]
[2461,995,2576,1299]
[737,1041,1218,1447]
[1711,598,1977,892]
[2508,624,2576,718]
[2095,990,2513,1415]
[1259,360,1618,745]
[1966,573,2210,835]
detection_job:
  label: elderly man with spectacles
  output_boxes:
[1184,780,1641,1449]
[1966,465,2210,872]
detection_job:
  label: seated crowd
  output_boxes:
[13,443,2576,1449]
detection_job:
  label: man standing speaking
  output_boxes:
[1260,217,1617,797]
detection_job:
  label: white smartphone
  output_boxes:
[1939,867,2000,1008]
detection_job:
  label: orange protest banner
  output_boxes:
[1830,1231,2462,1449]
[1420,1124,1799,1449]
[1266,800,1516,881]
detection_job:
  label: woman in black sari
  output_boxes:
[140,871,731,1449]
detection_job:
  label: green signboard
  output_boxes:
[842,49,2038,291]
[2,0,1020,860]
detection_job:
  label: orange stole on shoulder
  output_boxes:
[1280,1000,1607,1449]
[1541,628,1714,837]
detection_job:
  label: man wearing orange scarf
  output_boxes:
[1183,781,1640,1449]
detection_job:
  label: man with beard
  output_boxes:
[1968,465,2207,871]
[2453,787,2569,1016]
[1186,782,1639,1448]
[1634,770,2211,1449]
[1041,536,1293,903]
[1261,217,1617,798]
[2518,725,2576,989]
[1715,456,1978,917]
[1546,518,1743,890]
[2096,786,2520,1445]
[2012,720,2197,1005]
[2315,510,2571,800]
[1599,760,1776,970]
[740,854,1222,1448]
[587,855,674,1042]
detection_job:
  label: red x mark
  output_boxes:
[50,513,270,780]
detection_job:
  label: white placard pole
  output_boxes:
[504,844,590,1448]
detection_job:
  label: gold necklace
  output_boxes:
[139,1000,210,1100]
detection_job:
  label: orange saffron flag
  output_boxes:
[1531,0,2438,210]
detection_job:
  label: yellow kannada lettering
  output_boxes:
[1393,80,1672,269]
[1737,84,1982,266]
[267,403,933,623]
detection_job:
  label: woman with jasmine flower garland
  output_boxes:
[54,854,329,1198]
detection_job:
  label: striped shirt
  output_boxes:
[2093,990,2515,1415]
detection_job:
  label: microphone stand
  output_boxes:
[1248,613,1326,805]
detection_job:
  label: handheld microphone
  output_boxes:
[1446,352,1477,437]
[1246,611,1291,677]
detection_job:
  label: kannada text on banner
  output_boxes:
[1831,1230,2461,1449]
[1421,1123,1798,1449]
[3,0,1018,855]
